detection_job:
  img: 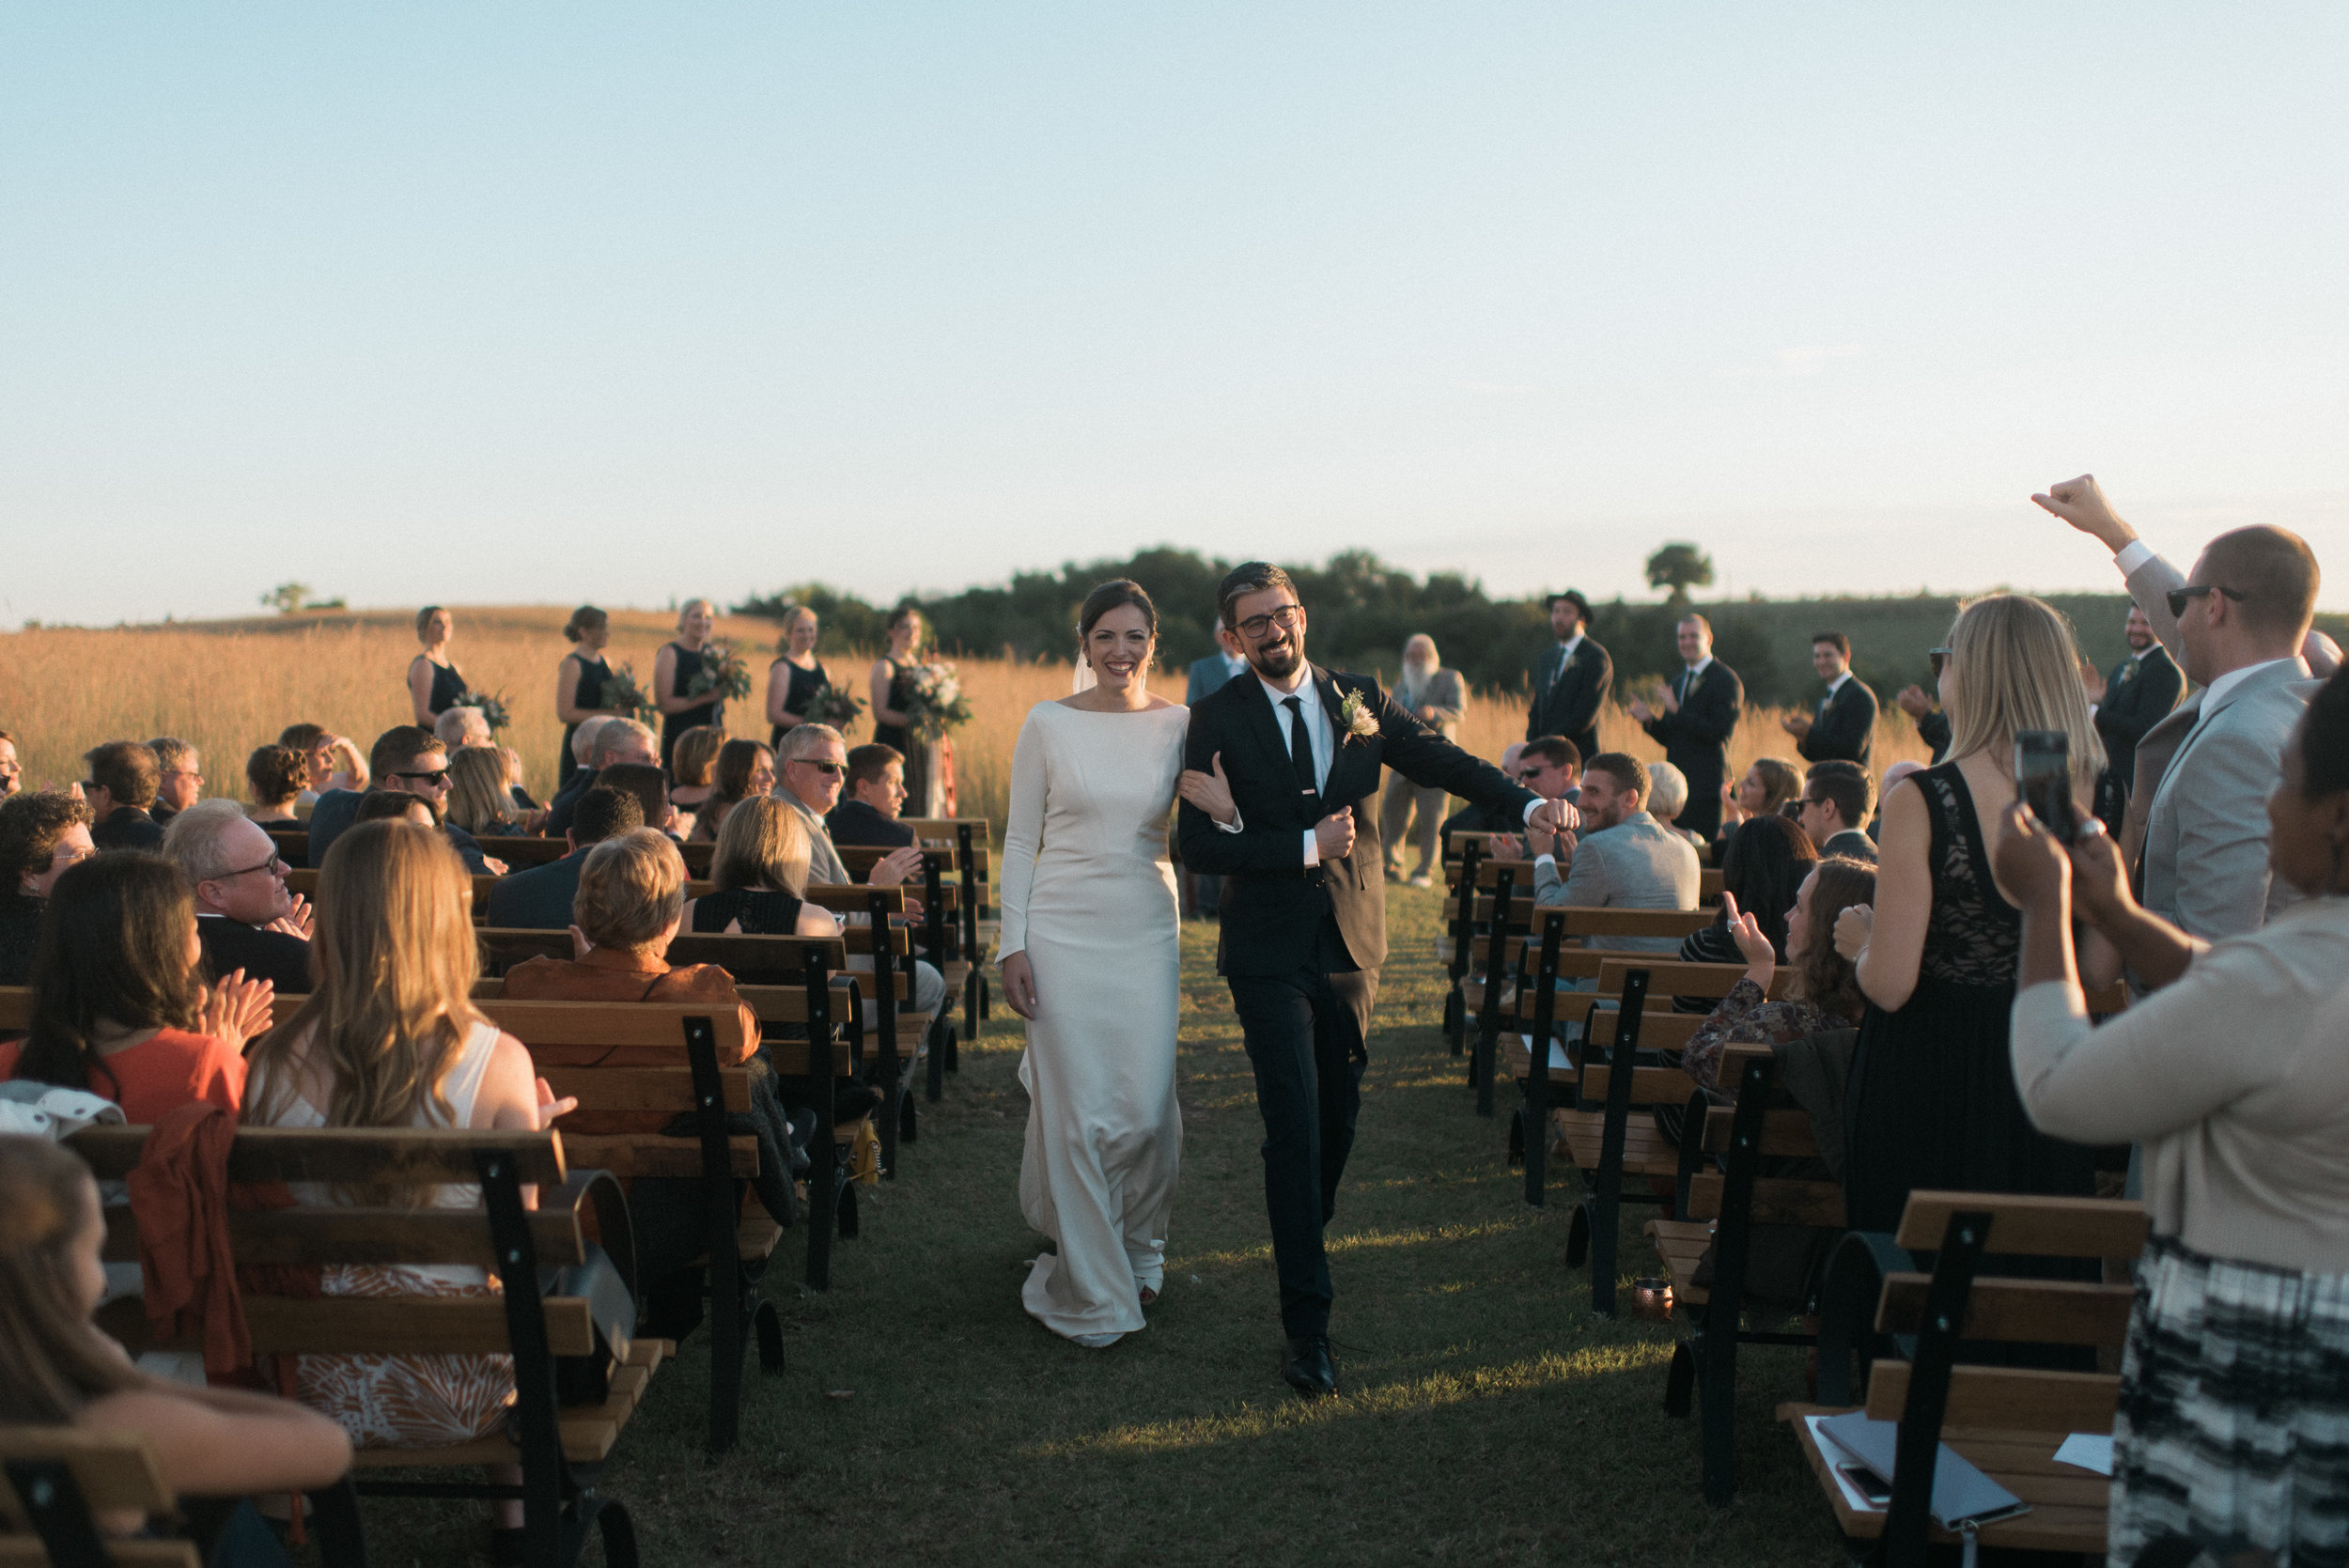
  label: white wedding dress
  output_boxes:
[997,699,1188,1346]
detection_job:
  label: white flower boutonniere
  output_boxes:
[1335,688,1379,742]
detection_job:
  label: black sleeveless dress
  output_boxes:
[769,659,825,750]
[559,653,613,788]
[662,641,721,770]
[421,658,467,717]
[691,887,803,935]
[872,657,928,811]
[1843,763,2097,1234]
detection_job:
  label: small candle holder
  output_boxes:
[1631,1277,1674,1320]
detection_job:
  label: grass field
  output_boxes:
[0,605,1933,829]
[344,886,1846,1568]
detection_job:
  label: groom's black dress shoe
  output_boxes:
[1282,1335,1337,1398]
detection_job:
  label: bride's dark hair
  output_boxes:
[1078,580,1157,643]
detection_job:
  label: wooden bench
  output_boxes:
[897,816,995,1040]
[0,1426,366,1567]
[835,846,968,1080]
[1785,1191,2148,1562]
[70,1124,652,1568]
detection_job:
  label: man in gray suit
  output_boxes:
[1378,634,1469,886]
[2035,474,2321,946]
[1524,751,1701,955]
[1183,625,1252,915]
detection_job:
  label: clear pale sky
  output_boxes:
[5,3,2344,629]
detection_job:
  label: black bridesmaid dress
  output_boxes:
[422,658,468,717]
[769,658,825,749]
[691,887,803,935]
[872,657,927,810]
[559,652,613,789]
[662,641,721,769]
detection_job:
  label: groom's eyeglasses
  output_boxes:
[1236,604,1303,642]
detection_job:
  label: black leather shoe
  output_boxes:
[1282,1334,1337,1397]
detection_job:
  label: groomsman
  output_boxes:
[2090,604,2185,833]
[1526,590,1611,767]
[1628,613,1741,840]
[1783,631,1878,767]
[1183,626,1252,915]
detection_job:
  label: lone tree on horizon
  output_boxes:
[1644,542,1714,607]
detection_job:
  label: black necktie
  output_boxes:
[1283,697,1317,798]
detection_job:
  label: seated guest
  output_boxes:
[1996,666,2349,1568]
[0,727,20,796]
[244,744,308,829]
[355,793,433,827]
[542,719,658,838]
[0,1137,355,1533]
[144,739,203,828]
[686,797,843,938]
[0,854,272,1120]
[499,745,538,815]
[829,743,917,848]
[433,706,491,754]
[310,734,367,806]
[306,726,494,873]
[0,791,94,985]
[689,739,775,845]
[1644,763,1707,852]
[1526,752,1701,953]
[1676,857,1876,1093]
[1441,741,1538,856]
[1674,815,1817,1002]
[1797,762,1878,862]
[83,742,166,851]
[161,800,312,993]
[1711,754,1800,854]
[241,819,568,1530]
[484,786,645,930]
[775,724,947,1018]
[597,762,678,839]
[443,745,529,838]
[668,725,727,826]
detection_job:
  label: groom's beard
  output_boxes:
[1248,635,1304,682]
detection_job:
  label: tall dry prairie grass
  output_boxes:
[0,609,1933,827]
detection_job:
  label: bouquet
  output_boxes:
[459,689,513,733]
[807,680,866,733]
[904,661,973,742]
[600,664,659,725]
[684,640,752,705]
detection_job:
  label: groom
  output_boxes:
[1176,563,1572,1396]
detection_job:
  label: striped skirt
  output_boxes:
[2111,1234,2349,1567]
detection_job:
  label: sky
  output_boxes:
[4,2,2345,629]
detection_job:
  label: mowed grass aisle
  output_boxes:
[361,887,1844,1566]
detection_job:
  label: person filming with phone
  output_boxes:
[1828,595,2104,1234]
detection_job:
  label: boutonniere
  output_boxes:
[1335,688,1379,742]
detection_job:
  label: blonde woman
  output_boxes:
[406,605,466,724]
[653,598,722,771]
[241,820,571,1539]
[767,606,828,746]
[684,796,839,938]
[869,606,930,815]
[1832,595,2104,1232]
[442,746,526,838]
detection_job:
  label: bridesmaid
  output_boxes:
[653,598,722,771]
[869,606,930,815]
[554,605,619,790]
[406,606,467,724]
[766,606,828,748]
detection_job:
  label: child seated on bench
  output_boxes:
[0,1134,352,1542]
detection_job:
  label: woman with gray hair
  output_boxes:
[1378,634,1467,886]
[1644,763,1705,851]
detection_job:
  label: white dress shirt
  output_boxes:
[1551,633,1585,685]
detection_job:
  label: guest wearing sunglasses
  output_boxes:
[2035,473,2322,946]
[1442,738,1576,862]
[0,790,95,985]
[162,800,313,992]
[303,726,495,874]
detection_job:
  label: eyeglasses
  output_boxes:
[1927,646,1952,679]
[1235,604,1303,642]
[792,759,845,776]
[389,768,450,786]
[2166,583,2245,620]
[163,769,202,783]
[49,844,95,870]
[221,851,286,878]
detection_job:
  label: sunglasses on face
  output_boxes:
[390,768,449,786]
[1235,604,1303,641]
[793,759,845,776]
[2166,583,2245,620]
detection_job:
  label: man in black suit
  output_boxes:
[82,741,167,851]
[542,720,660,839]
[1628,613,1742,840]
[1525,590,1610,766]
[2090,604,2186,833]
[1797,764,1878,863]
[1784,631,1878,768]
[483,787,644,929]
[1178,563,1568,1399]
[828,744,918,848]
[161,800,313,992]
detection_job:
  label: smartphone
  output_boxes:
[1839,1463,1895,1508]
[2015,730,2079,843]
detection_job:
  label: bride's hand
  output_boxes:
[1176,752,1237,826]
[1001,952,1039,1020]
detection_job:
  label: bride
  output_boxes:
[998,580,1189,1348]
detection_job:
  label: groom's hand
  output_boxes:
[1314,809,1356,862]
[1526,799,1578,837]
